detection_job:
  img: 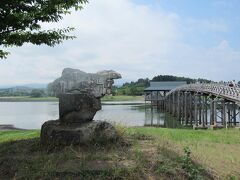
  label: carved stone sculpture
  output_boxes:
[47,68,121,97]
[40,68,122,148]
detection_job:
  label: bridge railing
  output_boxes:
[167,83,240,103]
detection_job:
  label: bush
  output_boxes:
[30,89,45,98]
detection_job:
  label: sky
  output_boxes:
[1,0,240,87]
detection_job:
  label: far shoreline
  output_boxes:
[0,95,144,102]
[0,124,27,131]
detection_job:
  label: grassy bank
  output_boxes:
[0,128,239,179]
[0,95,143,102]
[102,95,144,101]
[129,128,240,179]
[0,96,58,102]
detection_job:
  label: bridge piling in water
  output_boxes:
[144,83,240,128]
[164,83,240,129]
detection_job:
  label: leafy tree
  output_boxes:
[30,89,45,97]
[152,75,211,84]
[0,0,88,58]
[129,86,137,96]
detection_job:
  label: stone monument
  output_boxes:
[40,68,121,147]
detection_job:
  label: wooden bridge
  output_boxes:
[164,83,240,128]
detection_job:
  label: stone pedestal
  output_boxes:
[41,120,118,147]
[40,92,118,147]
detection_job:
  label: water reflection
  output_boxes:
[0,102,182,129]
[134,105,182,128]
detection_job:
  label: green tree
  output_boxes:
[129,86,137,96]
[30,89,45,97]
[0,0,88,59]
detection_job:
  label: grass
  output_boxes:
[0,130,40,143]
[129,127,240,178]
[0,95,144,102]
[1,127,239,179]
[0,127,213,180]
[128,128,240,144]
[102,95,144,101]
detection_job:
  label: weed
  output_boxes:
[182,147,201,180]
[131,131,154,140]
[228,175,237,180]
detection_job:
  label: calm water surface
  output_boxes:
[0,101,179,129]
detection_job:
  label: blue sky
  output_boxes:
[0,0,239,86]
[135,0,240,48]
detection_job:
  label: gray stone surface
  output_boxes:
[59,93,101,124]
[47,68,121,98]
[41,68,121,147]
[40,120,118,147]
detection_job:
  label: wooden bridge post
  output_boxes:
[186,92,189,125]
[167,93,170,111]
[189,92,193,125]
[210,96,214,125]
[181,91,184,123]
[230,102,234,126]
[165,95,168,112]
[175,92,178,117]
[227,102,231,126]
[203,96,208,126]
[172,92,176,116]
[150,92,153,106]
[232,102,237,126]
[213,100,217,126]
[194,93,198,127]
[222,100,226,128]
[164,92,167,111]
[166,95,169,111]
[198,94,202,125]
[201,94,205,127]
[168,95,171,113]
[184,91,188,125]
[177,91,181,121]
[202,96,205,126]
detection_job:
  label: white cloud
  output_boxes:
[0,0,239,86]
[184,18,228,32]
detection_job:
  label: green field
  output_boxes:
[0,95,143,102]
[0,127,239,179]
[130,128,240,179]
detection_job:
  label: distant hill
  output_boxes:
[0,84,47,97]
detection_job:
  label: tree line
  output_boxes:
[113,75,212,96]
[0,87,46,97]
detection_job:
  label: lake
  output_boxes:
[0,101,180,129]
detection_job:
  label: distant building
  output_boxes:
[144,81,187,106]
